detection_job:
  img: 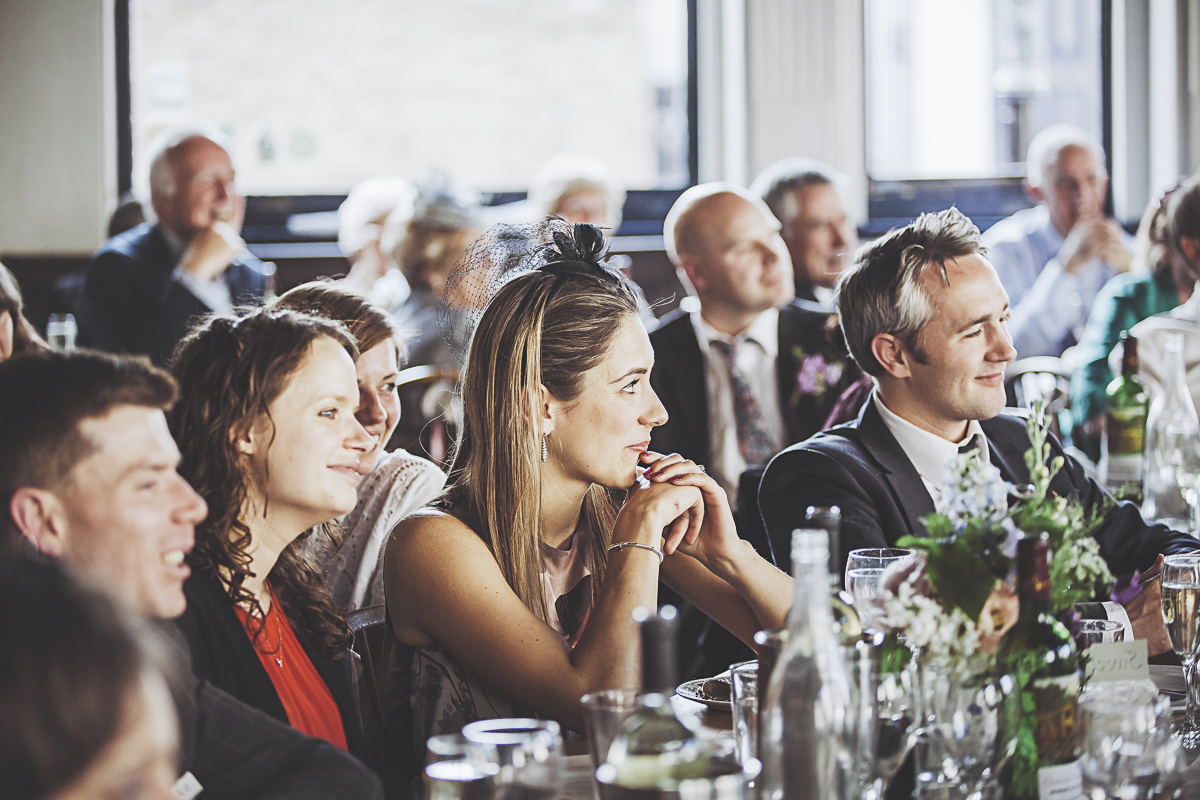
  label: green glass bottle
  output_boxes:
[1102,332,1148,502]
[997,538,1080,800]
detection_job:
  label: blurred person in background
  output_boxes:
[108,192,147,238]
[169,309,375,757]
[1,350,382,798]
[750,157,858,308]
[338,176,416,313]
[528,154,626,230]
[1071,174,1200,459]
[0,262,47,361]
[0,558,178,800]
[983,124,1132,358]
[389,173,483,370]
[274,282,446,611]
[75,125,267,365]
[1121,174,1200,404]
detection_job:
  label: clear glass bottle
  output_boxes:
[602,606,731,790]
[1101,331,1148,501]
[1143,332,1200,530]
[759,529,857,800]
[805,506,863,644]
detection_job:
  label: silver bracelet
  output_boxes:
[607,541,664,564]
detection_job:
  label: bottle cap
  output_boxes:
[636,605,679,694]
[791,528,829,565]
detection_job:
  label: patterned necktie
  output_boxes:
[709,339,776,467]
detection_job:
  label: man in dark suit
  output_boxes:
[1,350,382,800]
[651,184,858,677]
[76,126,266,365]
[652,183,859,503]
[750,158,858,308]
[759,208,1198,585]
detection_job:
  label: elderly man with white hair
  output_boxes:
[75,125,267,364]
[982,123,1133,358]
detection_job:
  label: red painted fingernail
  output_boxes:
[644,470,657,478]
[671,477,682,483]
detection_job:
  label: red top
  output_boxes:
[236,589,348,751]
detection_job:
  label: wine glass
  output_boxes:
[845,549,914,633]
[1160,554,1200,749]
[462,718,565,800]
[848,639,918,800]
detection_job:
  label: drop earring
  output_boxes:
[542,433,548,462]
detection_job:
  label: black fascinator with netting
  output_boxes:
[438,217,627,363]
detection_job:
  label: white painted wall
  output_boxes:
[0,0,116,256]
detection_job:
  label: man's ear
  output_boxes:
[1024,179,1044,207]
[9,488,69,557]
[871,333,914,380]
[1180,236,1200,272]
[678,254,707,294]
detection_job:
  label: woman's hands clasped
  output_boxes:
[615,451,743,572]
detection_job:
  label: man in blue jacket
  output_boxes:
[76,126,266,365]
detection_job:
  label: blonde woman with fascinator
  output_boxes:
[383,221,792,767]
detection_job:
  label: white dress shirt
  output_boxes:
[982,204,1130,358]
[873,392,988,510]
[689,308,786,497]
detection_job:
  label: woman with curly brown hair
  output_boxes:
[168,307,375,757]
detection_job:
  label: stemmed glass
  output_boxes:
[850,640,918,800]
[1161,554,1200,749]
[845,549,915,633]
[462,718,565,800]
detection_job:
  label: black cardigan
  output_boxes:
[175,567,368,762]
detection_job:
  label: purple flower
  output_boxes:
[1111,570,1143,606]
[1056,606,1086,649]
[796,355,828,395]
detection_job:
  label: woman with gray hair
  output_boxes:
[387,173,483,371]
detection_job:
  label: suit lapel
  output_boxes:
[775,307,802,443]
[675,321,710,465]
[982,415,1032,486]
[855,401,937,536]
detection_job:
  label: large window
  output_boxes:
[130,0,692,202]
[863,0,1104,230]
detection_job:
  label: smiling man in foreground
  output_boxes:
[0,349,381,800]
[758,208,1198,585]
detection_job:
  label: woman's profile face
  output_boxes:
[546,315,667,489]
[53,671,178,800]
[0,309,13,361]
[240,335,375,531]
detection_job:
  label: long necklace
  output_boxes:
[264,585,284,668]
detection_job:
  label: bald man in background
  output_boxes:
[649,183,859,677]
[650,183,860,502]
[76,125,267,365]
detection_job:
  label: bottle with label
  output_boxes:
[758,528,857,800]
[1142,332,1200,530]
[997,538,1081,800]
[600,606,735,791]
[1101,332,1147,502]
[805,506,863,645]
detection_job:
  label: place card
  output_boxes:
[1084,639,1150,683]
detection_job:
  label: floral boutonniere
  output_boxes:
[790,345,845,404]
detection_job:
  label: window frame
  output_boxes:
[860,0,1116,233]
[115,0,700,249]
